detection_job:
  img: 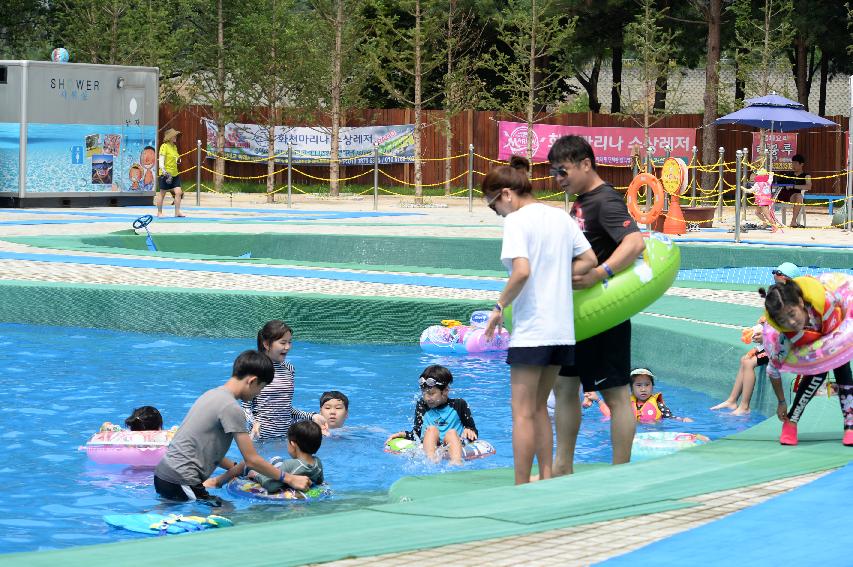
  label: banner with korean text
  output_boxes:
[203,119,415,165]
[750,132,798,171]
[497,122,696,165]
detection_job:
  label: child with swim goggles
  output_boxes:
[630,369,692,423]
[759,277,853,446]
[385,365,478,465]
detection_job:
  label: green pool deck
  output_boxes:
[0,200,850,565]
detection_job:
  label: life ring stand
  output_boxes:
[626,173,665,225]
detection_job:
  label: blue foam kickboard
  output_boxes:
[600,461,853,566]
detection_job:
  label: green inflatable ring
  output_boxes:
[503,233,679,341]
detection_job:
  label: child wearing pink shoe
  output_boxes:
[760,279,853,446]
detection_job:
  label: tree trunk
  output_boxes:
[611,44,622,113]
[214,0,225,193]
[794,34,808,108]
[734,50,745,102]
[267,116,276,203]
[329,0,343,196]
[575,55,602,113]
[818,53,828,116]
[444,0,455,196]
[654,74,667,112]
[700,0,721,191]
[413,0,423,199]
[526,0,537,158]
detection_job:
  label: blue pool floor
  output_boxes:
[0,323,763,554]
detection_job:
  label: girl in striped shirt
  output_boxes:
[242,320,327,441]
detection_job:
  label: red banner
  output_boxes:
[751,132,798,170]
[497,121,696,165]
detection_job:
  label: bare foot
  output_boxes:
[732,407,751,416]
[710,400,737,411]
[156,212,164,218]
[529,474,540,482]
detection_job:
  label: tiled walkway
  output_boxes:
[319,470,830,566]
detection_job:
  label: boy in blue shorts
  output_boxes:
[154,350,311,506]
[385,365,478,465]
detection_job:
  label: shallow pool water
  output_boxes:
[0,323,764,554]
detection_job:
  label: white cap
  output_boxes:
[630,368,655,378]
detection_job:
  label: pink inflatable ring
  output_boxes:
[85,428,176,466]
[762,273,853,376]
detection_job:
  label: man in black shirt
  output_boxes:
[547,135,645,475]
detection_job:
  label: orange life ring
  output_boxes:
[626,173,665,225]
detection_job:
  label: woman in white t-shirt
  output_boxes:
[483,156,596,485]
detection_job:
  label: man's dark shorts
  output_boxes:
[154,475,223,507]
[507,344,575,367]
[158,174,182,193]
[559,320,631,391]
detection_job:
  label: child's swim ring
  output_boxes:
[384,437,496,461]
[503,233,680,340]
[225,478,332,502]
[420,310,509,354]
[85,427,177,466]
[632,431,709,459]
[762,273,853,376]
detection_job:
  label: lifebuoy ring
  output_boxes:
[626,173,665,225]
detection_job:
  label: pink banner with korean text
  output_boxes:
[497,122,696,165]
[751,132,798,171]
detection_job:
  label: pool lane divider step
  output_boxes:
[0,249,506,291]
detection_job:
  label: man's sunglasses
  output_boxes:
[419,376,447,389]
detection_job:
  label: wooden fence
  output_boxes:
[159,105,850,196]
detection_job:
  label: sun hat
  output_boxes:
[773,262,801,279]
[162,128,180,143]
[630,368,654,378]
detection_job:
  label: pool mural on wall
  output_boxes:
[0,60,159,195]
[23,123,157,192]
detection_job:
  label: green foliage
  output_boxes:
[477,0,576,120]
[362,0,446,108]
[729,0,794,96]
[0,0,53,59]
[623,0,680,115]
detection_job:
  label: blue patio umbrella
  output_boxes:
[714,93,838,132]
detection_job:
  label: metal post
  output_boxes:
[646,146,655,209]
[373,143,379,211]
[846,75,852,232]
[662,144,670,213]
[287,145,293,209]
[467,144,474,213]
[717,147,725,222]
[734,150,743,243]
[195,140,201,206]
[689,145,697,206]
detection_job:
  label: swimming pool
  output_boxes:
[0,323,764,553]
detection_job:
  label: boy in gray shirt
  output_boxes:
[154,350,311,506]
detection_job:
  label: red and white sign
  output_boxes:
[497,122,695,165]
[751,132,798,170]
